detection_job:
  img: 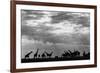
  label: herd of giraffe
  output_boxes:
[25,48,53,59]
[24,48,90,59]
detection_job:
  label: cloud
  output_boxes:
[22,10,90,27]
[51,12,73,23]
[21,10,90,45]
[21,24,90,45]
[51,12,90,27]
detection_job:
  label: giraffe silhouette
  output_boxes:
[83,51,86,56]
[34,48,39,58]
[25,51,33,59]
[44,51,53,58]
[68,50,74,57]
[68,50,80,57]
[62,50,70,57]
[74,50,80,56]
[38,54,40,58]
[83,51,90,57]
[41,52,46,58]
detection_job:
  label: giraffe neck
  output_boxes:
[36,49,39,55]
[27,51,32,55]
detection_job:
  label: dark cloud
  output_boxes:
[22,10,45,16]
[22,10,90,27]
[21,25,34,36]
[68,14,90,27]
[77,16,90,27]
[21,10,45,21]
[51,12,90,27]
[51,12,73,24]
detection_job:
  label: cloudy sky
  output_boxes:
[21,10,90,58]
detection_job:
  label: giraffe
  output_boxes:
[38,54,40,58]
[44,51,53,58]
[83,51,90,57]
[62,50,70,57]
[41,52,46,58]
[34,48,39,58]
[68,50,74,57]
[68,50,80,57]
[25,51,33,59]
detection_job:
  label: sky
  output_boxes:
[21,9,90,58]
